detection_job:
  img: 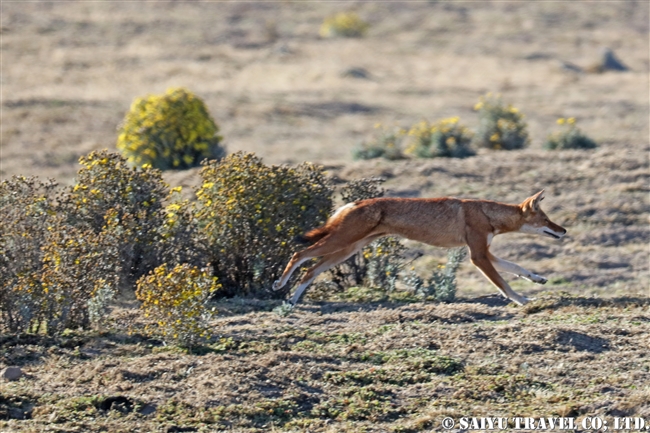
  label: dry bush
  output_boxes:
[352,125,406,161]
[195,152,333,298]
[117,87,225,170]
[0,177,58,333]
[40,221,121,333]
[135,263,219,348]
[544,117,597,150]
[406,117,475,159]
[472,94,530,150]
[0,176,121,334]
[61,150,169,288]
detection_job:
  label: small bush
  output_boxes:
[472,94,530,150]
[40,222,121,333]
[117,87,225,170]
[320,12,369,38]
[136,263,219,348]
[319,178,406,293]
[406,117,475,159]
[544,117,597,150]
[0,177,58,333]
[195,152,333,297]
[0,176,121,334]
[158,187,211,269]
[352,126,406,161]
[62,150,169,288]
[404,247,467,302]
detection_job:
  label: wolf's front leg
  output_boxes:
[488,253,547,285]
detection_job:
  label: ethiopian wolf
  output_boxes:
[273,190,566,306]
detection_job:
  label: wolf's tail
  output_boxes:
[294,226,329,245]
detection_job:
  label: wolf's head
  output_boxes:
[518,190,567,239]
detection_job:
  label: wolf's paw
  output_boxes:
[533,274,547,285]
[526,274,547,285]
[272,280,282,291]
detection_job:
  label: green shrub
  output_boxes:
[544,117,597,150]
[62,150,169,288]
[406,117,475,158]
[117,87,225,170]
[352,126,406,161]
[472,94,530,150]
[404,247,467,302]
[320,12,369,38]
[195,152,333,297]
[135,263,219,348]
[318,178,406,294]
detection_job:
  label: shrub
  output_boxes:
[404,247,467,302]
[472,94,530,150]
[40,222,121,333]
[406,117,475,158]
[158,187,211,269]
[320,12,369,38]
[0,177,58,333]
[544,117,597,150]
[0,176,121,334]
[195,152,333,297]
[117,87,225,170]
[135,263,220,348]
[352,126,406,161]
[62,150,169,288]
[319,178,406,293]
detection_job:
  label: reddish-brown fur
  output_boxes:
[274,190,566,306]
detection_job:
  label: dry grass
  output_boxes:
[1,2,649,431]
[2,296,650,432]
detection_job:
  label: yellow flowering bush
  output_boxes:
[352,125,406,161]
[0,176,121,334]
[405,117,475,159]
[117,88,225,170]
[0,177,58,333]
[544,117,597,150]
[40,222,121,334]
[195,152,333,297]
[320,12,369,38]
[63,150,169,288]
[472,94,530,150]
[135,263,220,348]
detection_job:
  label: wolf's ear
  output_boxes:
[522,190,545,213]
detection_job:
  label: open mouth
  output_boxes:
[544,230,561,239]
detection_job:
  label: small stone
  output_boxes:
[1,366,22,381]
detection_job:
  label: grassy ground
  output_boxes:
[2,295,650,432]
[1,2,649,432]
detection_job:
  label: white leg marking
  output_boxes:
[490,255,547,285]
[274,256,312,290]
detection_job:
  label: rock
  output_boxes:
[586,47,629,73]
[1,366,23,381]
[601,47,629,71]
[341,67,371,79]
